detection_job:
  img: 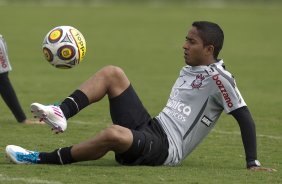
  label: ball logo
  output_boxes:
[70,29,86,63]
[57,45,75,60]
[61,48,72,58]
[49,29,63,43]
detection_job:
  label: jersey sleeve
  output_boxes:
[212,73,246,114]
[230,106,257,163]
[0,35,12,73]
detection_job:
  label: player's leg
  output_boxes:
[107,85,169,165]
[0,35,26,123]
[109,84,151,129]
[60,65,130,119]
[80,65,130,101]
[0,35,42,125]
[6,124,133,164]
[6,122,168,165]
[0,72,26,123]
[31,65,130,131]
[70,125,133,162]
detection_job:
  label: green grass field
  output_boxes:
[0,1,281,184]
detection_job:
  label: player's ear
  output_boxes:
[205,45,214,57]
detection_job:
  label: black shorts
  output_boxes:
[109,85,169,166]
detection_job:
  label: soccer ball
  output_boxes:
[42,26,86,69]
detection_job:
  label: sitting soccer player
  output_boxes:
[5,21,275,171]
[0,34,43,124]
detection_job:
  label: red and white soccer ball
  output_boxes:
[42,26,86,69]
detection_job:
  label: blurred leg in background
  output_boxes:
[0,34,43,124]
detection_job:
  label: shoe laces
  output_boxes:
[16,151,39,163]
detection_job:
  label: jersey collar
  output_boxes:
[184,59,224,74]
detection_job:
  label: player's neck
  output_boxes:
[204,57,216,66]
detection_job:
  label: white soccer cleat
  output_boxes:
[31,102,67,132]
[6,145,40,164]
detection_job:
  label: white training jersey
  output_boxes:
[156,60,246,166]
[0,35,12,73]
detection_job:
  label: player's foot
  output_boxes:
[31,102,67,132]
[5,145,40,164]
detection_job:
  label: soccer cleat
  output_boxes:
[31,102,67,132]
[5,145,40,164]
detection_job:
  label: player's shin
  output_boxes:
[59,90,89,119]
[39,146,76,165]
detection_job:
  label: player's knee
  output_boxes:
[102,65,126,81]
[103,125,123,142]
[101,125,131,149]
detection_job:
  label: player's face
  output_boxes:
[183,27,209,66]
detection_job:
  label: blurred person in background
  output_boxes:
[0,34,43,124]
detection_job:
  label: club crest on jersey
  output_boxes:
[191,74,205,89]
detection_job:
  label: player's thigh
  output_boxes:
[109,84,151,129]
[115,126,168,166]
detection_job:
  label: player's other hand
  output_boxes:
[248,166,277,172]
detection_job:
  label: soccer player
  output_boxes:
[5,21,275,171]
[0,35,43,124]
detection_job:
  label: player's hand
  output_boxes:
[248,166,277,172]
